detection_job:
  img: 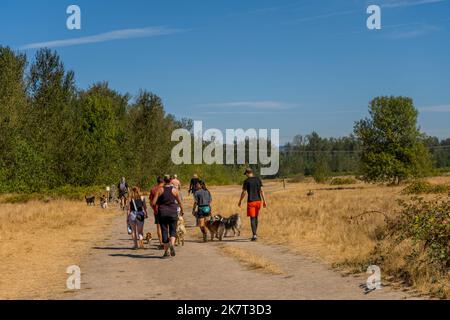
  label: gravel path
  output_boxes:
[58,193,417,300]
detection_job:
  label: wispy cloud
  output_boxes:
[379,0,446,8]
[420,105,450,112]
[291,10,356,23]
[20,26,185,49]
[385,24,441,38]
[197,101,298,110]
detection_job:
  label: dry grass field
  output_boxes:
[0,176,448,299]
[0,200,117,300]
[211,176,450,298]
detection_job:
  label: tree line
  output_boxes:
[1,46,449,192]
[280,96,450,184]
[0,47,191,192]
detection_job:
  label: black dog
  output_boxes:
[222,214,242,237]
[85,196,95,206]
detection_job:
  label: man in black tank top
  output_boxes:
[152,175,184,258]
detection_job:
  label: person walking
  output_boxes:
[188,174,200,196]
[127,187,148,249]
[149,176,164,249]
[171,174,183,200]
[118,177,129,211]
[192,180,212,242]
[238,168,267,241]
[152,175,184,258]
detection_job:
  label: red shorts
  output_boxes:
[247,201,262,218]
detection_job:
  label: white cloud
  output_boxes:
[420,105,450,112]
[20,26,185,49]
[292,10,356,23]
[385,24,441,38]
[379,0,446,8]
[197,101,298,110]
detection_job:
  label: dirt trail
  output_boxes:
[58,188,417,300]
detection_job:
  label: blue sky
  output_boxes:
[1,0,450,143]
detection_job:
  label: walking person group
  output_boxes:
[123,168,267,258]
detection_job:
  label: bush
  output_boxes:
[0,185,107,204]
[403,181,450,195]
[313,159,330,183]
[288,173,305,183]
[391,198,450,271]
[330,177,357,185]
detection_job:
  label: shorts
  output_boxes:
[197,205,211,218]
[128,211,145,228]
[247,201,262,218]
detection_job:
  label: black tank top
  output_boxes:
[157,186,178,216]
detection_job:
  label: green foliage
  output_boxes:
[330,177,357,185]
[1,185,107,204]
[392,198,450,271]
[280,132,361,177]
[313,158,330,183]
[354,96,434,184]
[403,181,450,195]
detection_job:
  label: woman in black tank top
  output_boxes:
[152,175,184,258]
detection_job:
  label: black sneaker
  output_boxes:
[162,251,171,259]
[169,244,176,257]
[251,235,258,242]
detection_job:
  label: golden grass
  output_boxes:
[218,245,283,275]
[211,176,450,298]
[0,200,117,300]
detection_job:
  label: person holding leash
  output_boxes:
[149,176,164,249]
[152,175,184,258]
[128,186,148,250]
[192,180,212,242]
[118,177,129,211]
[238,168,267,241]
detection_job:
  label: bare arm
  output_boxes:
[173,189,184,215]
[151,189,162,208]
[260,188,267,208]
[238,189,246,207]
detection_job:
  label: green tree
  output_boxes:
[25,48,77,188]
[354,96,433,184]
[0,47,30,191]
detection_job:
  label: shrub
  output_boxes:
[330,177,357,185]
[313,159,330,183]
[403,181,450,195]
[288,174,305,183]
[390,198,450,272]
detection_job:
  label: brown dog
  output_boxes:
[144,232,152,245]
[205,215,224,241]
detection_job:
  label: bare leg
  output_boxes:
[157,224,163,245]
[131,224,138,248]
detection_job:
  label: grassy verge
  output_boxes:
[212,177,450,298]
[0,200,117,299]
[218,245,283,275]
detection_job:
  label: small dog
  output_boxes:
[85,196,95,206]
[176,216,187,246]
[144,232,152,245]
[222,213,242,237]
[100,195,108,209]
[205,215,224,241]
